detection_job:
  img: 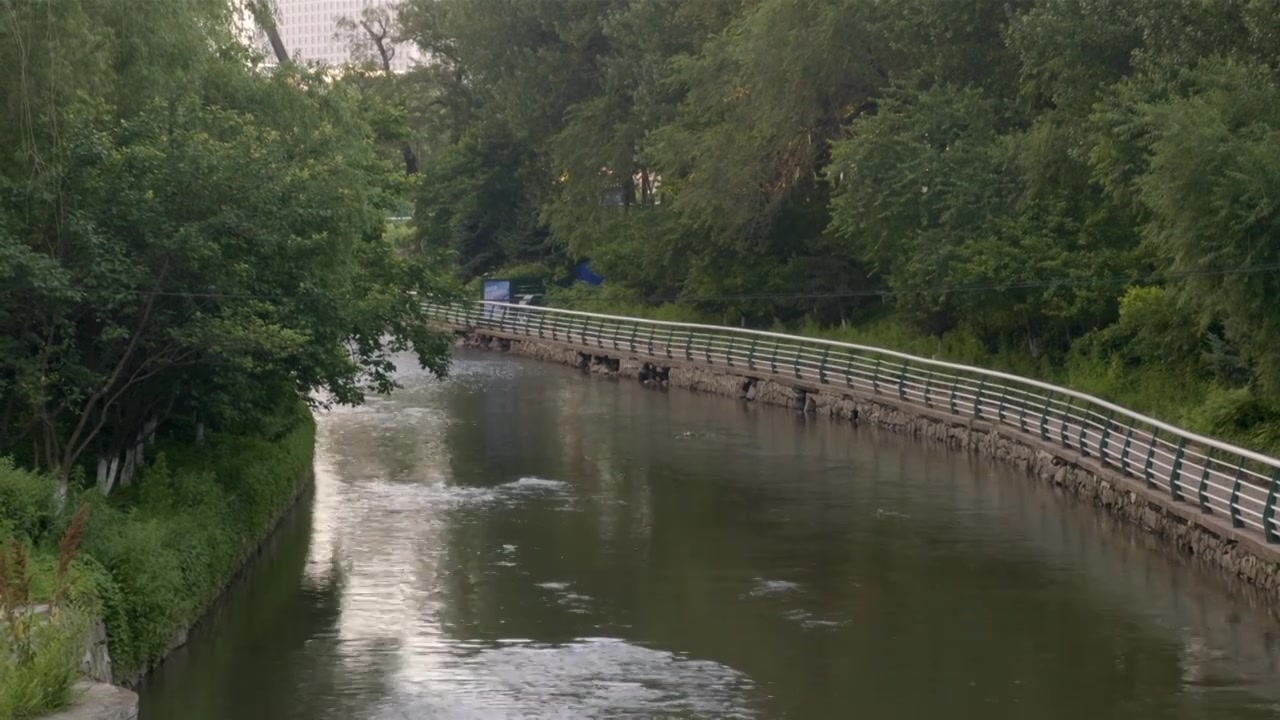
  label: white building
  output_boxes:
[270,0,418,71]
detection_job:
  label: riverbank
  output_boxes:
[546,292,1280,458]
[457,331,1280,599]
[0,401,315,718]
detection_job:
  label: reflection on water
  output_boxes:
[139,352,1280,719]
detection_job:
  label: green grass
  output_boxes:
[0,610,86,720]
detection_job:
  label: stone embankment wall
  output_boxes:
[458,332,1280,597]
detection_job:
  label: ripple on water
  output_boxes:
[743,578,801,599]
[356,477,573,514]
[535,581,593,613]
[384,638,761,719]
[500,477,570,492]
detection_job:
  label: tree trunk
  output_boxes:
[249,1,291,65]
[98,454,120,496]
[133,434,145,472]
[195,421,205,446]
[119,450,136,490]
[402,144,418,174]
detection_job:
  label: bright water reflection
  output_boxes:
[139,352,1280,719]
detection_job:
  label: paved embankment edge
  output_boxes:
[41,682,139,720]
[458,331,1280,598]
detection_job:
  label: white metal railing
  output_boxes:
[428,301,1280,546]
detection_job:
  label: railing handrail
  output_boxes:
[457,301,1280,472]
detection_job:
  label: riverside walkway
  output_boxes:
[428,301,1280,582]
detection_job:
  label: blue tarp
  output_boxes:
[575,260,604,286]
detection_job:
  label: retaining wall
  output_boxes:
[458,332,1280,597]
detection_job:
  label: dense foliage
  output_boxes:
[0,400,313,685]
[0,0,452,497]
[388,0,1280,449]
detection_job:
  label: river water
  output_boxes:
[138,352,1280,719]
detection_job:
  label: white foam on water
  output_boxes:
[536,581,571,591]
[744,578,801,598]
[383,637,762,719]
[801,619,848,630]
[501,477,569,492]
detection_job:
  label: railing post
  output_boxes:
[726,335,735,368]
[628,325,638,353]
[665,327,675,359]
[1120,426,1134,475]
[897,363,907,400]
[1018,393,1027,432]
[1098,416,1113,466]
[793,344,804,380]
[843,354,853,388]
[1264,470,1280,544]
[872,357,881,394]
[1038,393,1051,441]
[997,387,1008,424]
[1142,433,1158,490]
[646,325,655,356]
[974,378,986,420]
[1077,417,1088,457]
[747,337,758,370]
[704,335,713,363]
[924,370,934,408]
[819,346,830,384]
[537,312,547,339]
[1058,402,1070,448]
[771,341,780,374]
[1169,438,1186,502]
[1197,451,1212,514]
[684,333,694,361]
[1230,462,1245,528]
[948,378,959,414]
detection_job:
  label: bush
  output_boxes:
[78,403,315,679]
[0,460,58,543]
[0,398,315,687]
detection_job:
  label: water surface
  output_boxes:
[138,352,1280,719]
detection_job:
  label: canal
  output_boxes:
[138,352,1280,719]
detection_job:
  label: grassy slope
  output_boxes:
[0,398,315,714]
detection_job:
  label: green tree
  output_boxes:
[0,0,453,496]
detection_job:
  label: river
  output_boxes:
[137,351,1280,719]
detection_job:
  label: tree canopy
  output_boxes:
[391,0,1280,444]
[0,0,452,495]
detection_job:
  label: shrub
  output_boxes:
[0,459,57,543]
[0,397,315,686]
[78,401,315,679]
